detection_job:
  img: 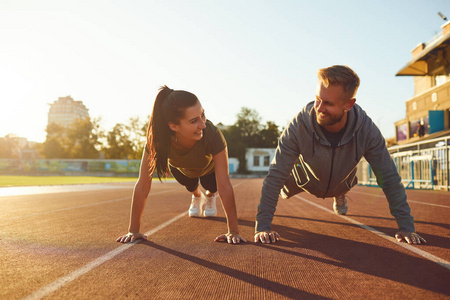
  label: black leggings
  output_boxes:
[170,166,217,193]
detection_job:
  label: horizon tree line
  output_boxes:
[1,107,282,172]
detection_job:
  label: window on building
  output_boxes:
[434,75,447,86]
[409,117,429,138]
[422,117,429,135]
[410,120,420,138]
[263,155,270,166]
[397,123,408,141]
[253,156,260,166]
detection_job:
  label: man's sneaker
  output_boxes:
[189,193,205,217]
[333,194,348,215]
[203,194,218,217]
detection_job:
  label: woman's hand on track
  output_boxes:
[214,232,247,244]
[116,232,147,243]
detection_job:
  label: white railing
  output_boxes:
[357,136,449,190]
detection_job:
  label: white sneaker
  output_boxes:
[189,193,205,217]
[203,194,218,217]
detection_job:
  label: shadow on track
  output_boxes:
[350,215,450,231]
[206,217,450,296]
[141,240,327,299]
[276,214,448,249]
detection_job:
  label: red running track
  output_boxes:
[0,179,449,299]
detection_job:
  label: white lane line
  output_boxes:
[2,197,128,221]
[0,181,177,197]
[295,195,450,271]
[23,211,189,300]
[350,190,450,208]
[0,184,133,197]
[231,180,246,188]
[22,181,243,299]
[408,200,450,208]
[2,190,176,222]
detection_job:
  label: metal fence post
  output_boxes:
[430,157,434,189]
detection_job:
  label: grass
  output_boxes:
[0,175,139,187]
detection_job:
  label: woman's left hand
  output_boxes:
[214,232,247,244]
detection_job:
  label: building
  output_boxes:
[48,96,89,128]
[245,148,276,173]
[0,134,39,159]
[357,19,450,190]
[394,20,450,144]
[228,157,239,174]
[216,122,230,131]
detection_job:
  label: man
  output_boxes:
[255,65,426,245]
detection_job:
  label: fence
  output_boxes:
[357,136,450,191]
[0,159,141,177]
[2,136,449,189]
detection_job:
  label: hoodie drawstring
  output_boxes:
[355,134,358,162]
[312,132,316,156]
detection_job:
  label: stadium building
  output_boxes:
[47,96,89,128]
[394,20,450,144]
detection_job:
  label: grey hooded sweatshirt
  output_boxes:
[256,101,415,233]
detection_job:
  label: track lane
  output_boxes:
[345,186,450,262]
[1,179,449,299]
[44,180,450,299]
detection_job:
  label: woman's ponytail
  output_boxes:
[146,85,199,180]
[147,86,173,180]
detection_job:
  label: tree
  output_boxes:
[235,107,262,147]
[66,117,101,158]
[126,116,148,159]
[221,107,280,173]
[39,123,69,158]
[257,121,281,148]
[103,117,148,159]
[104,123,134,159]
[39,118,101,159]
[221,125,248,172]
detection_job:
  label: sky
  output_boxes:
[0,0,448,143]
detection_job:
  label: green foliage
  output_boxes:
[33,105,281,168]
[221,125,248,172]
[67,117,102,158]
[221,107,281,173]
[39,118,101,159]
[104,116,147,159]
[104,123,134,159]
[258,121,281,148]
[126,116,148,158]
[39,123,69,158]
[37,116,148,160]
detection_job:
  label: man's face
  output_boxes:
[314,82,352,132]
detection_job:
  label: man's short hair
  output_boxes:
[317,65,360,98]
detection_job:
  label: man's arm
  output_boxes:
[255,116,302,234]
[363,125,426,244]
[364,129,414,232]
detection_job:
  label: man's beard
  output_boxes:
[315,110,345,127]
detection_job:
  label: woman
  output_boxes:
[116,86,246,244]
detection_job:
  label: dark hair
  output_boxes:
[147,85,199,180]
[317,65,360,98]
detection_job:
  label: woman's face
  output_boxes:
[169,101,206,142]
